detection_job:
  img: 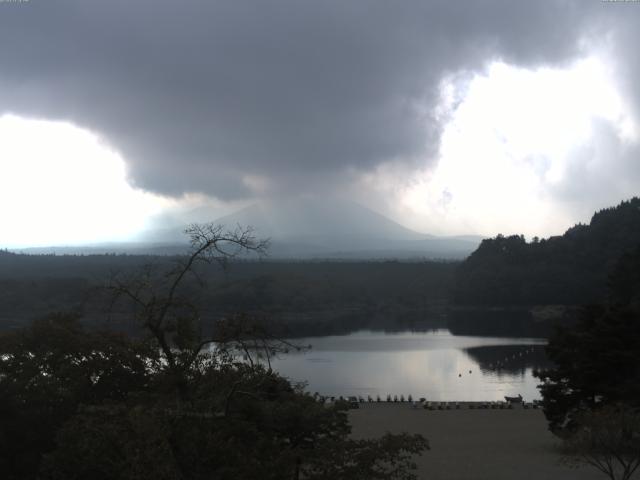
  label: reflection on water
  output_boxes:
[465,344,551,375]
[271,329,548,401]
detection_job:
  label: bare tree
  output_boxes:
[562,404,640,480]
[213,312,302,367]
[107,223,271,374]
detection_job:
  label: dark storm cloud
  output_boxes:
[0,0,622,200]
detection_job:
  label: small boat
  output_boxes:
[504,394,523,403]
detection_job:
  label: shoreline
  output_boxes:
[325,398,542,409]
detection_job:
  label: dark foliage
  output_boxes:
[0,224,428,479]
[608,244,640,308]
[561,405,640,480]
[534,246,640,435]
[535,305,640,433]
[0,315,427,480]
[454,197,640,306]
[0,314,158,480]
[0,257,455,335]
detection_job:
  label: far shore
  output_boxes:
[349,403,605,480]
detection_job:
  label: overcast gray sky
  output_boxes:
[0,0,639,246]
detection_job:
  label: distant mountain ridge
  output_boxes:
[214,198,428,242]
[14,198,482,259]
[210,198,481,259]
[454,197,640,306]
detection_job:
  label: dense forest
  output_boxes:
[535,242,640,440]
[454,198,640,307]
[3,197,639,337]
[0,252,455,336]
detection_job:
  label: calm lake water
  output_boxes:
[271,329,549,402]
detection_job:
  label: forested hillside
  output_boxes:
[454,198,640,306]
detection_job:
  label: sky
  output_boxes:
[0,0,639,247]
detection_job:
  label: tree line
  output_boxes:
[454,198,640,306]
[0,253,455,335]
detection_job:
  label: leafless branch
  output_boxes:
[104,223,271,376]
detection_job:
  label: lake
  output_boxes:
[271,329,549,402]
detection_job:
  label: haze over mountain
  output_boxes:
[209,198,482,259]
[15,198,482,259]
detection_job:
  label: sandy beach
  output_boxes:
[349,403,605,480]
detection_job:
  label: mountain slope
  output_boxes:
[214,198,427,242]
[213,198,479,259]
[15,198,482,259]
